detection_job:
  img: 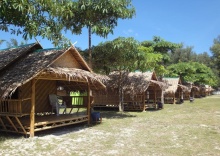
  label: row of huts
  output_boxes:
[0,42,214,137]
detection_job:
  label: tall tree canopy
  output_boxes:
[0,0,75,45]
[63,0,136,67]
[210,35,220,86]
[169,46,197,64]
[136,45,164,75]
[1,0,135,66]
[141,36,181,67]
[92,37,139,74]
[166,62,217,86]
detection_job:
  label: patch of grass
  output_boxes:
[0,95,220,156]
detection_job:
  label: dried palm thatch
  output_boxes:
[0,43,42,71]
[163,77,181,94]
[179,84,191,92]
[101,71,167,95]
[0,44,105,98]
[43,67,106,90]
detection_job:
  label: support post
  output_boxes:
[30,79,35,137]
[87,83,91,125]
[161,90,164,104]
[143,92,145,111]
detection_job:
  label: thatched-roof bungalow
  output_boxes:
[163,77,188,104]
[199,85,214,97]
[0,43,105,137]
[93,71,167,111]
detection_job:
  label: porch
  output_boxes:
[0,96,90,136]
[0,113,88,136]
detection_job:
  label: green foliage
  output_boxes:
[68,0,136,38]
[136,45,164,74]
[140,36,181,76]
[166,62,218,86]
[0,0,75,45]
[169,46,197,64]
[0,39,5,46]
[92,37,139,74]
[1,0,135,47]
[142,36,181,54]
[0,38,28,48]
[210,35,220,85]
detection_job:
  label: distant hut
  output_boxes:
[93,71,167,111]
[163,77,188,104]
[0,43,105,137]
[199,85,214,97]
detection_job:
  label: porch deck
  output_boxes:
[0,113,88,136]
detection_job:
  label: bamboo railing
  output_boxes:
[0,98,31,115]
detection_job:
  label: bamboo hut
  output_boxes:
[199,85,214,97]
[0,43,105,137]
[163,77,188,104]
[191,85,201,98]
[93,71,167,111]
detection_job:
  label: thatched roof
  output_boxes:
[0,43,105,98]
[0,43,42,71]
[178,84,191,92]
[42,67,106,90]
[102,71,167,94]
[163,77,181,93]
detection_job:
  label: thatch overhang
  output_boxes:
[0,46,105,98]
[178,84,191,92]
[0,48,66,98]
[37,67,106,90]
[100,71,166,95]
[163,77,182,94]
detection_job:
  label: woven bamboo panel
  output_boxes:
[19,81,31,113]
[93,91,119,106]
[35,80,56,112]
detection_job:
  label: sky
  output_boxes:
[1,0,220,54]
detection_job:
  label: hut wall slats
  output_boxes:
[93,91,119,106]
[19,80,56,113]
[19,81,31,114]
[35,80,56,113]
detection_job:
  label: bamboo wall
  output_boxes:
[93,91,119,107]
[19,80,56,113]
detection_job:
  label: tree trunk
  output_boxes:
[118,71,123,112]
[88,26,92,68]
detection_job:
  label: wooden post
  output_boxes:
[161,90,164,104]
[154,84,157,108]
[30,79,35,137]
[87,83,91,125]
[143,92,145,112]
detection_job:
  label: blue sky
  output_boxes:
[1,0,220,54]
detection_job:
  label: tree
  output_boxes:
[210,35,220,86]
[0,38,27,48]
[92,37,139,111]
[92,37,139,74]
[136,45,164,74]
[140,36,181,76]
[141,36,181,65]
[0,0,77,45]
[1,0,135,66]
[0,39,5,47]
[166,62,217,87]
[62,0,136,67]
[169,46,197,64]
[196,52,212,67]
